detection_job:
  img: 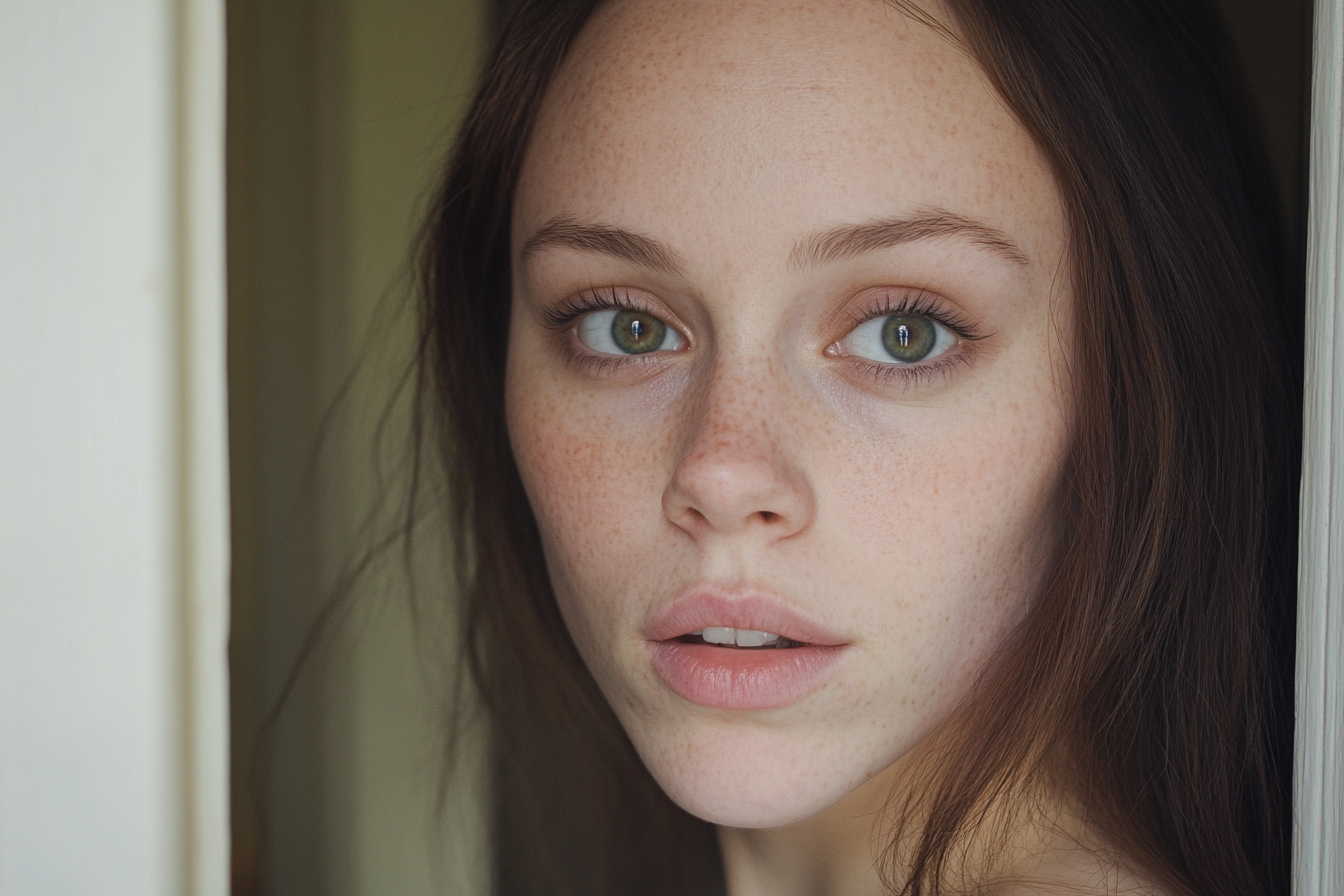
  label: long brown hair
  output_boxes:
[415,1,1298,893]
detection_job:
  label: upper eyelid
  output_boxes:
[842,288,984,342]
[541,285,986,349]
[540,287,685,333]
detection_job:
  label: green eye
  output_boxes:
[841,311,955,365]
[611,309,667,354]
[880,314,936,363]
[577,308,685,355]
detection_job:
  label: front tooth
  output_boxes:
[702,626,736,645]
[734,629,779,648]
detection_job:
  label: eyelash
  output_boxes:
[541,286,653,330]
[841,289,984,386]
[541,285,984,383]
[542,287,676,374]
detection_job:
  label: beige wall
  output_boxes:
[227,1,491,893]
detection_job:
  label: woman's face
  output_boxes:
[507,0,1072,829]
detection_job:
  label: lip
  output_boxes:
[644,589,848,711]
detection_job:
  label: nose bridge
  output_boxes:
[690,350,778,459]
[664,345,813,538]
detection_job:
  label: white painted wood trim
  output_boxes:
[1295,1,1344,893]
[178,0,231,892]
[0,1,227,894]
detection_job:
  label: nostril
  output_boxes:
[662,446,813,537]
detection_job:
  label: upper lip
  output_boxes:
[643,587,848,646]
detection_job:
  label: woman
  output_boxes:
[415,0,1298,893]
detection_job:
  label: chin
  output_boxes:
[623,713,892,829]
[656,770,851,830]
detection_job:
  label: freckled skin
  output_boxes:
[506,0,1074,892]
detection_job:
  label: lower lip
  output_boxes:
[648,641,844,711]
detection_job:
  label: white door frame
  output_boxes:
[1295,1,1344,893]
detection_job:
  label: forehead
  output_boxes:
[514,0,1062,275]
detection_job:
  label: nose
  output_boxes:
[662,369,814,543]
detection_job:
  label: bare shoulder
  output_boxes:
[988,840,1171,896]
[974,806,1172,896]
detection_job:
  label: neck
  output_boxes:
[716,764,1156,896]
[717,766,899,896]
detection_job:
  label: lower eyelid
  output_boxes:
[854,353,968,386]
[566,351,677,383]
[561,328,678,375]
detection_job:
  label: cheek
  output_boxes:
[511,396,611,545]
[818,391,1069,668]
[909,349,1070,574]
[505,370,677,618]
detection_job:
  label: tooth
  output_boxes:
[702,626,736,645]
[734,629,779,648]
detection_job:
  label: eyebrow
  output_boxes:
[521,217,684,275]
[520,209,1029,275]
[789,211,1030,271]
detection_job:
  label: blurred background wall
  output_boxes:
[223,0,1307,894]
[227,1,495,894]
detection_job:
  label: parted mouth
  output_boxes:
[649,606,846,710]
[680,627,808,649]
[645,589,845,648]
